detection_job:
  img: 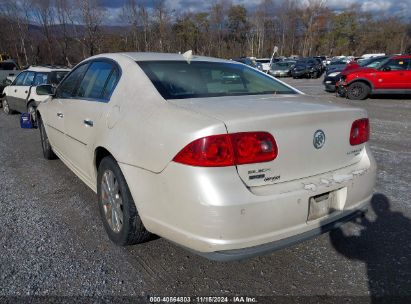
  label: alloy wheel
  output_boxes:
[350,85,363,98]
[101,169,124,233]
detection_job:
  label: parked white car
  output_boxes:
[2,66,69,118]
[256,58,272,72]
[34,52,376,261]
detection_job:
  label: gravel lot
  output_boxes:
[0,77,410,302]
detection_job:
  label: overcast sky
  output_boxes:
[100,0,411,24]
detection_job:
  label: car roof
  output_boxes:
[93,52,231,63]
[26,66,70,72]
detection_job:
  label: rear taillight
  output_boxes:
[231,132,277,165]
[350,118,370,145]
[173,132,277,167]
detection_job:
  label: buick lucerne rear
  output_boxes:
[36,53,376,261]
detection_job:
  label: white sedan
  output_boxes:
[35,52,376,261]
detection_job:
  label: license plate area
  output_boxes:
[307,188,346,221]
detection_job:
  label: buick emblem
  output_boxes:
[313,130,326,149]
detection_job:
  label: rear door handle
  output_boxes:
[83,119,93,127]
[57,112,64,118]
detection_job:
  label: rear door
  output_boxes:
[45,63,90,154]
[62,60,120,181]
[6,71,27,109]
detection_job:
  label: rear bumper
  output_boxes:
[196,207,368,261]
[120,145,376,258]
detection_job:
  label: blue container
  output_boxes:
[20,113,34,129]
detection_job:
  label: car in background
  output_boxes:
[357,53,385,63]
[33,52,375,261]
[314,56,327,67]
[326,56,350,66]
[256,58,271,72]
[326,58,351,74]
[337,55,411,100]
[344,55,389,72]
[323,58,353,92]
[2,66,69,118]
[0,60,20,97]
[291,58,323,78]
[232,57,260,70]
[324,56,389,93]
[269,60,296,77]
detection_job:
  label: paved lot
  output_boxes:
[0,77,410,301]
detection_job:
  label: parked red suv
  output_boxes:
[337,55,411,100]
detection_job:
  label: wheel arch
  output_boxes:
[95,146,116,174]
[347,78,374,91]
[27,99,36,107]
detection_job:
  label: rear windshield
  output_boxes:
[138,61,297,99]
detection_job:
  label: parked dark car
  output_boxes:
[323,56,389,92]
[268,60,296,77]
[323,59,351,92]
[314,56,327,67]
[291,58,323,79]
[325,58,351,75]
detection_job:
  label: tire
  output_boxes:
[27,101,37,127]
[347,82,370,100]
[38,115,57,160]
[97,156,151,246]
[2,97,13,115]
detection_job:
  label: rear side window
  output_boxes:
[56,64,89,98]
[33,73,48,86]
[102,69,119,100]
[77,61,115,100]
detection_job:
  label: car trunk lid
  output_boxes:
[169,94,368,187]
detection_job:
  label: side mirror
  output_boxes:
[381,66,391,72]
[36,84,55,96]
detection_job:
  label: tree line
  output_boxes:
[0,0,410,67]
